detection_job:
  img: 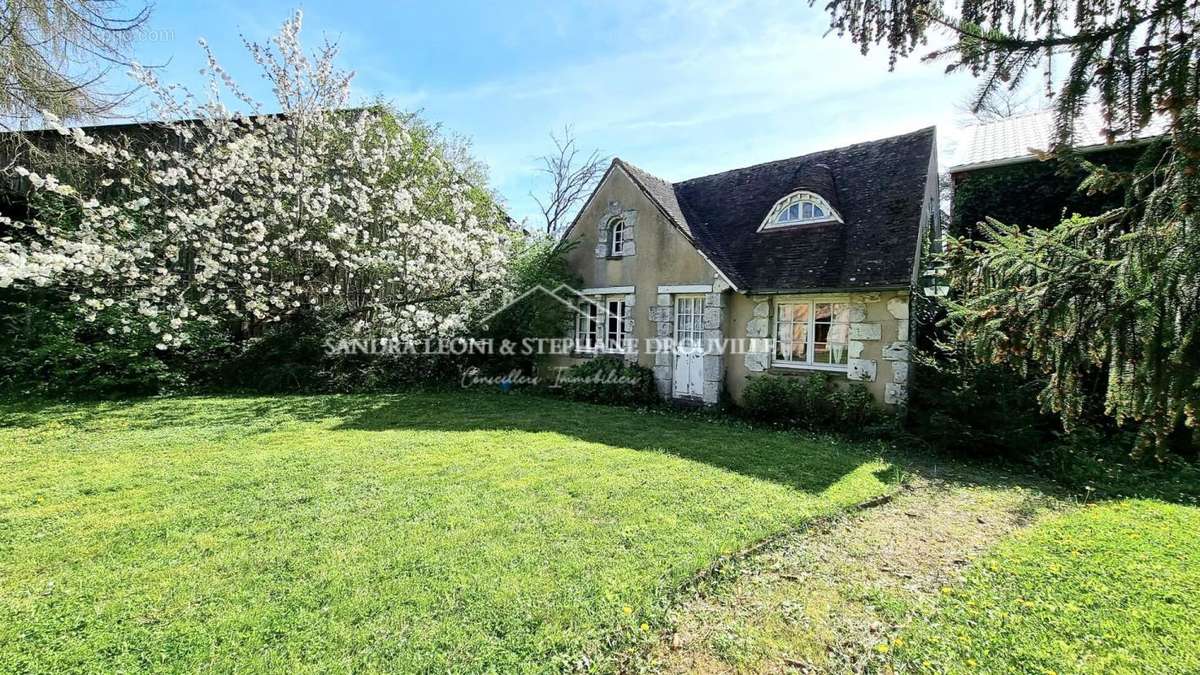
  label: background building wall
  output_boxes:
[950,145,1145,237]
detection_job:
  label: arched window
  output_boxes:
[608,218,627,255]
[758,191,842,230]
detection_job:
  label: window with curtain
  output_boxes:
[773,301,850,368]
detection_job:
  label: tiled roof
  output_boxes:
[615,159,694,240]
[950,109,1162,172]
[616,127,936,292]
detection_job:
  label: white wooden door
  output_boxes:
[672,296,705,398]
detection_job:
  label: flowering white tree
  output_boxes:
[0,11,510,349]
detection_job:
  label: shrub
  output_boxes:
[201,312,469,394]
[1031,428,1200,503]
[555,356,658,406]
[904,340,1200,498]
[906,350,1054,460]
[830,383,884,430]
[203,317,330,393]
[741,373,884,432]
[741,373,802,422]
[0,290,184,397]
[477,237,580,376]
[0,291,477,398]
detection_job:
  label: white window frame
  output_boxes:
[673,295,705,350]
[575,294,628,354]
[576,298,600,352]
[605,297,627,352]
[609,218,627,256]
[758,191,843,231]
[771,299,852,371]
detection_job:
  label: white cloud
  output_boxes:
[118,1,990,227]
[369,2,983,223]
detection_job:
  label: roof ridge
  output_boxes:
[950,107,1164,171]
[598,128,936,292]
[1,107,372,136]
[614,158,674,187]
[675,126,935,186]
[610,158,687,233]
[611,158,741,290]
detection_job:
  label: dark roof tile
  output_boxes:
[620,127,935,291]
[615,158,694,239]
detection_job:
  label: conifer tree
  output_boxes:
[819,0,1198,454]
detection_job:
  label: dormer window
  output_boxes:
[608,218,627,256]
[758,191,842,231]
[779,200,825,223]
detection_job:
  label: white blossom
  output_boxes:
[0,10,510,348]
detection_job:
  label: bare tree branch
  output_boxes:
[957,84,1038,123]
[0,0,152,130]
[529,125,607,236]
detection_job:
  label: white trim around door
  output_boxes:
[671,294,706,399]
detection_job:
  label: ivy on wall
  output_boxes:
[950,146,1145,238]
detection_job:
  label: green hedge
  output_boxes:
[0,290,185,396]
[0,295,469,398]
[741,373,885,432]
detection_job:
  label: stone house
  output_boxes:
[549,127,940,408]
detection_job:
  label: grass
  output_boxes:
[0,391,893,672]
[646,464,1066,673]
[893,499,1200,674]
[647,454,1200,675]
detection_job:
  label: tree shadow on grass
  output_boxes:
[331,392,1100,503]
[331,390,885,496]
[1,390,880,494]
[10,389,1182,504]
[0,393,375,431]
[875,435,1200,508]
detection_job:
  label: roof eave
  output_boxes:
[949,135,1158,174]
[743,283,911,295]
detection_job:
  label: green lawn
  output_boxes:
[0,392,892,672]
[893,499,1200,674]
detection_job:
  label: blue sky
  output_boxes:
[121,0,986,225]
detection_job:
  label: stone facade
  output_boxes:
[649,292,674,396]
[882,295,911,405]
[743,298,771,374]
[725,289,912,408]
[647,274,727,404]
[621,292,637,362]
[594,200,637,259]
[701,282,726,405]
